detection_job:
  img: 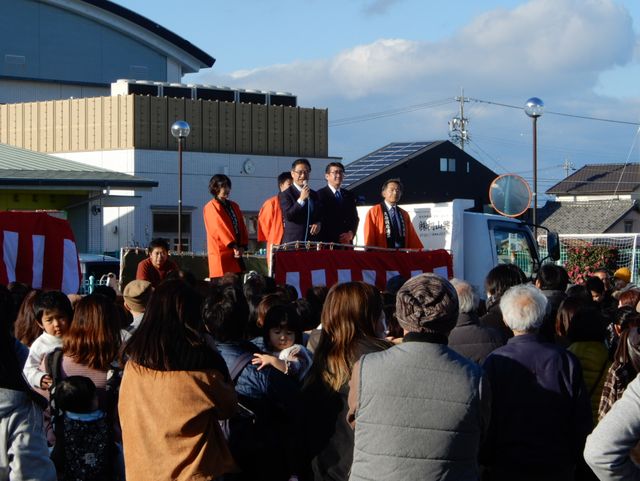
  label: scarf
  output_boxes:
[216,198,246,271]
[381,202,406,248]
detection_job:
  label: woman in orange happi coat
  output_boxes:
[203,174,249,278]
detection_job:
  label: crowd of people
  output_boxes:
[2,257,640,480]
[4,158,640,480]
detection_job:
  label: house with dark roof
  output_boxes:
[343,140,498,209]
[539,163,640,234]
[0,143,157,252]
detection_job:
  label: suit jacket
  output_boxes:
[279,184,323,243]
[317,185,359,244]
[363,204,423,249]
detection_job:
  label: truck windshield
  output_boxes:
[492,226,535,278]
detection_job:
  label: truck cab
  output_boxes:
[462,212,540,297]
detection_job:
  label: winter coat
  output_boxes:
[449,312,506,364]
[0,388,56,481]
[567,341,610,422]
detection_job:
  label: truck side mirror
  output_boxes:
[547,232,560,261]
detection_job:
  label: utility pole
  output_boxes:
[563,158,575,178]
[449,88,469,151]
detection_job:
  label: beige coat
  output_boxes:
[118,362,237,481]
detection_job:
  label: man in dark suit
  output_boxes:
[279,158,323,243]
[317,162,359,245]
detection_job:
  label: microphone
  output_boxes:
[302,180,308,188]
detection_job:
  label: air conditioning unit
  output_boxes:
[163,83,193,99]
[237,89,267,105]
[268,92,297,107]
[111,79,159,97]
[195,85,236,102]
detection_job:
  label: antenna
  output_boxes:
[449,88,470,151]
[562,158,575,178]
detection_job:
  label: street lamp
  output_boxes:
[524,97,544,236]
[171,120,190,253]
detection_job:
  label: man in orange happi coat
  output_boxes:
[203,174,249,278]
[257,172,292,267]
[364,178,423,250]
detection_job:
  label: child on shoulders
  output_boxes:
[252,303,312,381]
[23,291,73,389]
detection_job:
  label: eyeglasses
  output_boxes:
[292,170,310,175]
[328,170,344,176]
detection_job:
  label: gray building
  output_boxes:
[0,0,213,104]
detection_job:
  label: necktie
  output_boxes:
[390,206,398,226]
[335,190,342,203]
[390,207,401,247]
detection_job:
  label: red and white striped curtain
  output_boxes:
[274,248,453,297]
[0,212,81,294]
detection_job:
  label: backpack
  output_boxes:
[219,352,264,472]
[47,349,122,481]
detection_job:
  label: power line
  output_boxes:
[469,98,640,126]
[465,138,510,173]
[329,98,454,127]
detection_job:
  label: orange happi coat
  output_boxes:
[363,204,424,250]
[257,195,284,265]
[203,199,249,278]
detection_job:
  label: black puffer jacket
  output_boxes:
[480,301,513,340]
[449,312,507,364]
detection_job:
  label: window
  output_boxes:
[624,220,634,233]
[492,227,535,278]
[439,158,456,172]
[152,211,192,252]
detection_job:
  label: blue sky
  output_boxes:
[115,0,640,200]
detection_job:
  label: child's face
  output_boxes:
[39,308,69,337]
[268,325,295,352]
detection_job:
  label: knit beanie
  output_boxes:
[395,273,459,334]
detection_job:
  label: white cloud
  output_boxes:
[194,0,635,101]
[189,0,639,172]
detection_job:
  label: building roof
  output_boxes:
[46,0,214,74]
[0,143,157,189]
[83,0,214,67]
[546,163,640,196]
[343,141,443,189]
[538,199,637,234]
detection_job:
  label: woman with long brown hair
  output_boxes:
[14,289,42,347]
[119,279,237,481]
[41,294,122,407]
[300,281,391,481]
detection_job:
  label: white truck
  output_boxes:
[354,199,558,297]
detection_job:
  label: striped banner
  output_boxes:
[0,212,81,294]
[274,248,453,297]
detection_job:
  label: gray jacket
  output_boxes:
[349,335,490,481]
[0,388,56,481]
[584,372,640,480]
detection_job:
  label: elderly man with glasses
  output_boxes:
[279,158,323,243]
[363,178,423,250]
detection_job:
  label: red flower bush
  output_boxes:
[565,242,618,285]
